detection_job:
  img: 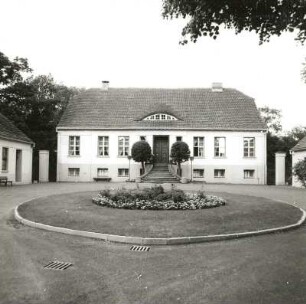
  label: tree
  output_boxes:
[162,0,306,45]
[0,51,32,86]
[258,106,282,134]
[286,126,306,141]
[293,157,306,188]
[170,141,190,176]
[131,141,152,175]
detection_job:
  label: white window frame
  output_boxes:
[98,136,109,156]
[97,168,109,177]
[69,136,80,156]
[244,137,255,157]
[214,169,225,178]
[193,137,205,157]
[244,169,255,179]
[68,168,80,177]
[193,169,204,178]
[214,137,226,157]
[118,136,129,157]
[118,168,129,177]
[2,147,9,171]
[144,113,177,121]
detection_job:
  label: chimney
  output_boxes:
[102,80,109,91]
[211,82,223,92]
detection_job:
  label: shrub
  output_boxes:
[170,141,190,176]
[131,141,152,174]
[293,157,306,187]
[92,187,226,210]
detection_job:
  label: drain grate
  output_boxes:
[130,245,150,252]
[44,261,73,270]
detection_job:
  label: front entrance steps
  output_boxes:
[142,163,180,183]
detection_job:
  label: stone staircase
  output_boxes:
[142,163,180,183]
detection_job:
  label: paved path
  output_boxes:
[0,183,306,304]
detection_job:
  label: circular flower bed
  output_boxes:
[92,186,226,210]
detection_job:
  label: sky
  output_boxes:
[1,0,306,131]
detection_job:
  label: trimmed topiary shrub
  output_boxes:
[293,157,306,187]
[170,141,190,176]
[92,187,226,210]
[131,141,152,175]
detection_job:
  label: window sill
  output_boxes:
[213,156,227,159]
[67,155,81,158]
[193,157,205,159]
[243,157,256,159]
[97,155,110,158]
[117,155,129,158]
[214,176,225,178]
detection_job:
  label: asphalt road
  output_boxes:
[1,183,306,304]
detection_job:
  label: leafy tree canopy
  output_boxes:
[162,0,306,45]
[170,141,190,176]
[258,106,282,134]
[131,141,152,174]
[0,51,32,86]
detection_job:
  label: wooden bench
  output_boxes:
[0,176,13,186]
[93,177,112,182]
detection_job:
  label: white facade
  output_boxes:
[292,150,306,188]
[0,138,33,184]
[57,129,267,184]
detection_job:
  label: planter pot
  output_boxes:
[180,177,188,184]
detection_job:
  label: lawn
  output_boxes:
[18,191,302,238]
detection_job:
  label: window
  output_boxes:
[98,136,109,156]
[244,170,255,179]
[140,136,146,141]
[214,137,226,157]
[244,137,255,157]
[68,168,80,176]
[144,113,177,120]
[176,136,182,142]
[97,168,108,177]
[194,137,205,157]
[214,169,225,178]
[2,147,8,171]
[193,169,204,178]
[69,136,80,156]
[118,168,129,177]
[118,136,129,156]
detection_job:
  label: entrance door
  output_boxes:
[15,150,22,182]
[154,136,169,163]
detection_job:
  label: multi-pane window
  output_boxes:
[244,169,255,179]
[193,137,205,157]
[144,113,177,120]
[244,137,255,157]
[69,136,80,156]
[68,168,80,176]
[2,147,8,171]
[193,169,204,178]
[214,169,225,178]
[118,136,129,156]
[140,136,146,141]
[97,168,108,177]
[98,136,109,156]
[118,168,129,177]
[214,137,226,157]
[176,136,182,142]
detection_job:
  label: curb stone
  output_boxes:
[14,200,306,246]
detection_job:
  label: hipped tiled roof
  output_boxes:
[292,136,306,152]
[0,112,33,144]
[57,88,266,131]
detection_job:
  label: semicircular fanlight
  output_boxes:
[143,113,177,121]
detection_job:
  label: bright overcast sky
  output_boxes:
[1,0,306,131]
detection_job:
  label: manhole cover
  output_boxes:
[44,261,73,270]
[130,245,150,252]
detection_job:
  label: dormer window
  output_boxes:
[144,113,177,121]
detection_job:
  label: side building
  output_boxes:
[291,135,306,188]
[0,113,34,184]
[57,83,267,184]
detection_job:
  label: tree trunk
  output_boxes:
[141,161,145,175]
[177,162,182,177]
